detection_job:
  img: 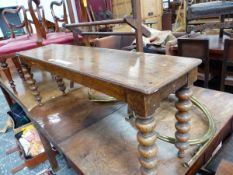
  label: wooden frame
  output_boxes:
[65,0,151,52]
[2,6,31,38]
[220,39,233,90]
[50,0,68,32]
[178,38,210,88]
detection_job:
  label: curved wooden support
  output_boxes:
[54,75,66,94]
[135,115,158,175]
[50,0,68,32]
[28,0,47,43]
[21,63,42,105]
[0,59,16,92]
[175,87,192,158]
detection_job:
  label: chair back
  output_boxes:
[178,38,209,87]
[50,0,68,32]
[2,6,31,38]
[25,6,47,34]
[28,0,47,43]
[178,38,209,60]
[220,39,233,90]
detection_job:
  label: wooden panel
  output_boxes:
[144,16,162,30]
[17,44,201,95]
[59,86,233,175]
[141,0,163,19]
[112,0,132,19]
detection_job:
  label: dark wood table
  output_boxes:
[17,45,201,175]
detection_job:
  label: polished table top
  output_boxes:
[17,44,201,95]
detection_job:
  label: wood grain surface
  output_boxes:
[17,44,201,94]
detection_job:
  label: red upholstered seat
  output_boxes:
[42,32,74,45]
[0,34,37,47]
[0,39,38,55]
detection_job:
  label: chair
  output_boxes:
[0,6,38,92]
[25,5,48,34]
[186,0,233,37]
[28,0,74,45]
[220,39,233,91]
[0,6,32,46]
[50,0,68,32]
[177,38,210,88]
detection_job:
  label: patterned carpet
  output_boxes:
[0,91,77,175]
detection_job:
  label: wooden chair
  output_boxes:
[50,0,68,32]
[1,6,31,45]
[186,0,233,37]
[178,38,210,88]
[28,0,73,45]
[25,5,48,34]
[220,39,233,91]
[0,6,39,92]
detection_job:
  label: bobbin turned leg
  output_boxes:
[175,87,192,158]
[0,59,16,92]
[12,57,24,80]
[54,75,66,95]
[135,115,158,175]
[21,63,42,105]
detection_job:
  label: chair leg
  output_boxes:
[220,61,226,91]
[219,15,224,38]
[0,59,16,93]
[204,65,209,88]
[39,133,59,172]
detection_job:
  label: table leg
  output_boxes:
[175,87,192,158]
[21,63,42,105]
[39,132,59,172]
[1,59,16,92]
[54,75,66,95]
[12,57,24,80]
[135,114,158,175]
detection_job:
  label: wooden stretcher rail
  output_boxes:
[65,18,125,27]
[80,32,135,36]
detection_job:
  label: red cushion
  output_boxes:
[42,32,74,45]
[0,34,37,47]
[0,39,38,55]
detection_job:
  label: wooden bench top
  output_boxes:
[17,44,201,95]
[57,87,233,175]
